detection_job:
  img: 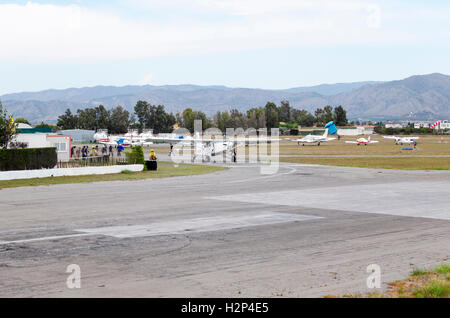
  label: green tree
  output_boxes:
[333,105,348,126]
[34,122,53,129]
[95,105,110,130]
[315,106,333,125]
[77,108,97,130]
[153,105,176,133]
[57,109,78,129]
[109,106,131,134]
[278,100,293,123]
[264,102,279,129]
[134,100,149,132]
[0,100,17,148]
[295,109,315,127]
[230,109,248,129]
[213,111,229,132]
[14,117,31,126]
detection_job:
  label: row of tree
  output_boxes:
[56,101,348,134]
[57,105,132,134]
[212,102,348,132]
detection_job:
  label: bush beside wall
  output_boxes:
[125,145,146,168]
[0,147,57,171]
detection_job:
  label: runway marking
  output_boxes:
[0,233,93,245]
[226,166,297,184]
[209,181,450,221]
[75,212,322,238]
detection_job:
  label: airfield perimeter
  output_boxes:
[1,150,450,297]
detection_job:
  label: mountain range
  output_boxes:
[1,73,449,124]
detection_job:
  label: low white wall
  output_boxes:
[0,164,144,181]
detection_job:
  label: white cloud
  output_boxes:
[0,1,444,61]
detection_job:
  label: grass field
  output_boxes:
[278,135,450,170]
[279,135,450,156]
[330,264,450,298]
[0,162,226,189]
[76,135,450,170]
[279,157,450,170]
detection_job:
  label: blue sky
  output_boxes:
[0,0,449,94]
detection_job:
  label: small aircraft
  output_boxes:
[95,130,153,147]
[383,136,419,145]
[98,137,132,147]
[290,129,336,146]
[144,134,279,162]
[345,136,379,145]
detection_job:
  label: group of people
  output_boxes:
[70,144,123,159]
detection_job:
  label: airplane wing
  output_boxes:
[145,136,196,143]
[369,141,379,143]
[383,136,397,139]
[345,141,358,144]
[146,136,280,144]
[326,137,337,141]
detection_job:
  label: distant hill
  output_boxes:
[1,73,449,123]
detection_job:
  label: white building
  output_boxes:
[12,134,71,162]
[437,120,450,129]
[337,126,374,136]
[413,121,432,129]
[385,122,403,129]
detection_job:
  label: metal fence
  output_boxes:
[57,155,129,168]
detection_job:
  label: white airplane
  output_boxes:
[144,134,279,162]
[345,136,379,145]
[383,136,419,145]
[94,130,154,147]
[290,129,336,146]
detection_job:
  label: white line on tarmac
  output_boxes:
[76,212,321,238]
[0,233,94,245]
[0,212,321,244]
[226,166,297,184]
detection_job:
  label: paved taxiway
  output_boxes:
[0,162,449,297]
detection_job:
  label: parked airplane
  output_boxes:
[144,134,279,162]
[345,136,379,145]
[290,129,336,146]
[94,130,154,147]
[383,136,419,145]
[97,136,132,147]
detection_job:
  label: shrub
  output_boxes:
[125,145,145,166]
[0,148,57,171]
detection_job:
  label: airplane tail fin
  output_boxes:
[322,129,328,138]
[368,136,371,141]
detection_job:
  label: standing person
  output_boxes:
[117,144,124,156]
[150,149,157,161]
[169,143,173,156]
[109,145,113,155]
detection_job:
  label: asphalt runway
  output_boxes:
[1,162,450,297]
